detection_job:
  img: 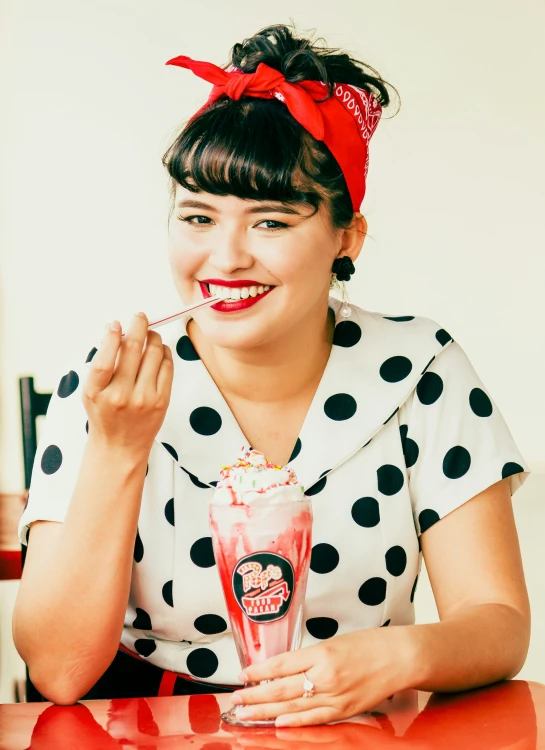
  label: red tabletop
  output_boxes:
[0,680,543,749]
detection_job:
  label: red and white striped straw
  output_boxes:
[121,296,222,338]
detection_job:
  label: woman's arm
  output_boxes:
[409,477,531,691]
[13,439,147,705]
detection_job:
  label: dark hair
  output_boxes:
[163,23,399,229]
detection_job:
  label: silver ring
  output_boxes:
[302,671,315,698]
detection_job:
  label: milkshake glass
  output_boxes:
[209,450,313,726]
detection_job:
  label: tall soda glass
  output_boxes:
[209,451,313,727]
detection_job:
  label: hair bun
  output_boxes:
[229,23,395,108]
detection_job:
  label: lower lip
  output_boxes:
[199,282,274,313]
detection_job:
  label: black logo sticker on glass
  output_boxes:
[232,552,294,623]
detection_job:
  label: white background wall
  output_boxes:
[1,0,544,692]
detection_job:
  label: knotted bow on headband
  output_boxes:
[166,55,383,210]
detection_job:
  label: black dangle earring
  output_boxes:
[331,256,356,318]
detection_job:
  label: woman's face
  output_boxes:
[168,183,360,350]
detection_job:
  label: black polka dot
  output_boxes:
[85,421,89,434]
[502,462,525,479]
[181,466,209,489]
[385,546,407,576]
[305,471,328,496]
[162,580,173,607]
[403,437,419,469]
[134,639,156,657]
[358,577,387,606]
[383,316,415,322]
[189,407,222,436]
[324,393,357,421]
[190,537,215,568]
[310,543,339,574]
[162,442,178,462]
[419,509,440,533]
[194,614,227,635]
[416,372,444,405]
[381,620,391,627]
[186,648,219,678]
[377,464,404,495]
[176,335,200,361]
[306,617,339,639]
[333,321,362,347]
[469,388,493,417]
[57,370,79,398]
[421,356,435,375]
[379,356,413,383]
[85,347,97,363]
[134,530,144,563]
[436,329,453,346]
[443,446,471,479]
[289,438,302,462]
[410,576,418,603]
[351,496,380,527]
[384,407,399,425]
[165,498,175,526]
[41,445,62,475]
[133,608,152,630]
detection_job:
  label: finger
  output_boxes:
[85,321,123,396]
[275,706,342,728]
[241,648,316,684]
[133,331,165,393]
[156,345,174,396]
[113,312,149,386]
[235,696,330,724]
[231,674,307,706]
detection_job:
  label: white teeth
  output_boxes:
[207,283,273,301]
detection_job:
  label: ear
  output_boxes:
[336,213,367,264]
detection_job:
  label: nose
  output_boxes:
[208,226,254,274]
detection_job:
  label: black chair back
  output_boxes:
[19,377,52,491]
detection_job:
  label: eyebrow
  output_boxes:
[176,199,302,215]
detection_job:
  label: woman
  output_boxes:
[13,24,531,727]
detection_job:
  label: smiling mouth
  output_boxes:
[204,282,273,302]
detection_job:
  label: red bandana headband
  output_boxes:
[166,55,382,210]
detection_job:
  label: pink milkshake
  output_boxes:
[209,450,312,725]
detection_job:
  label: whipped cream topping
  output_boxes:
[210,449,305,506]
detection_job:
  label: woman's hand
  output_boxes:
[228,626,418,727]
[83,313,174,459]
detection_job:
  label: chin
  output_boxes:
[192,312,281,351]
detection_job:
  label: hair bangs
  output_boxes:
[163,98,323,210]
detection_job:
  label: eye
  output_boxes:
[178,214,213,225]
[256,219,289,230]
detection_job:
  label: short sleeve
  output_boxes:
[18,357,92,545]
[398,341,530,535]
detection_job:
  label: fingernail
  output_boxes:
[238,672,248,682]
[110,321,121,332]
[135,312,147,319]
[230,693,243,705]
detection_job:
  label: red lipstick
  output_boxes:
[198,280,274,313]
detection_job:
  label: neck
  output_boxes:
[187,302,336,404]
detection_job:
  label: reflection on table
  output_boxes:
[0,679,542,750]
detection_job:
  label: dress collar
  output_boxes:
[155,298,453,493]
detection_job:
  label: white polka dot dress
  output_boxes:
[19,298,530,686]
